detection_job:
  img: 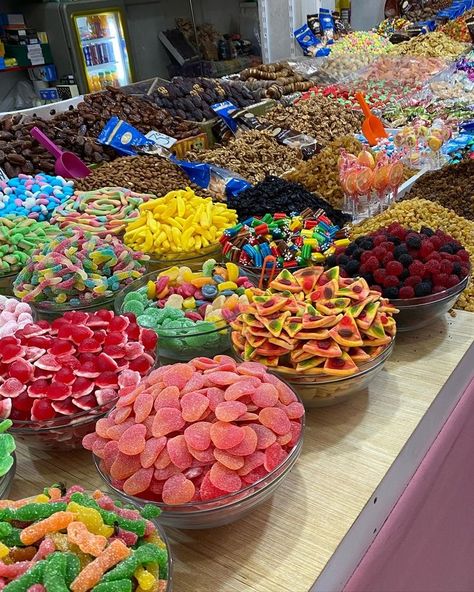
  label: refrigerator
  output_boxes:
[24,1,134,94]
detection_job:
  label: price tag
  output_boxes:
[145,131,177,149]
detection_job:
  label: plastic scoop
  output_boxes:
[355,92,388,146]
[30,126,91,179]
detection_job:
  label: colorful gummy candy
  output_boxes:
[0,310,157,423]
[0,174,75,221]
[0,216,60,275]
[52,187,156,237]
[0,485,168,591]
[13,229,148,308]
[220,209,347,270]
[123,188,237,257]
[119,260,254,357]
[231,266,398,376]
[0,419,15,477]
[84,356,304,504]
[0,297,34,338]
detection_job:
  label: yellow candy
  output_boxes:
[334,238,350,247]
[0,542,9,559]
[147,280,156,299]
[311,252,325,262]
[66,502,114,538]
[134,566,156,591]
[224,262,239,282]
[183,297,196,309]
[217,281,237,292]
[34,494,50,503]
[47,532,70,552]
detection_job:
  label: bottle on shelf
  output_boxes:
[104,71,114,87]
[99,15,110,37]
[111,70,120,87]
[98,71,106,90]
[90,74,101,92]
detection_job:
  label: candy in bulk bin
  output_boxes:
[0,174,74,221]
[0,311,157,450]
[115,260,255,362]
[86,356,304,529]
[231,267,397,407]
[13,229,148,318]
[52,187,156,237]
[0,297,35,337]
[335,224,470,330]
[0,486,171,591]
[123,188,236,270]
[0,419,16,498]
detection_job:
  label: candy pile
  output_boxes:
[52,187,156,237]
[14,230,147,308]
[0,174,74,221]
[119,261,254,357]
[0,297,34,338]
[0,485,168,590]
[221,209,347,269]
[330,31,392,56]
[0,310,157,423]
[440,9,474,43]
[227,176,351,227]
[84,356,304,503]
[389,31,469,58]
[334,224,470,300]
[231,267,397,376]
[0,419,15,477]
[124,189,237,258]
[0,216,59,275]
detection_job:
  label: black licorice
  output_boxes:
[228,176,351,227]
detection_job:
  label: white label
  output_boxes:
[145,130,177,149]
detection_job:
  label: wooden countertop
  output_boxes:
[11,311,474,592]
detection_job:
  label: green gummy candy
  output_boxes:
[0,526,23,547]
[0,420,12,434]
[122,301,145,315]
[3,558,46,592]
[0,522,12,537]
[92,580,132,592]
[0,433,16,455]
[0,501,67,522]
[65,552,81,586]
[202,258,216,276]
[0,455,13,478]
[43,553,68,592]
[137,315,158,329]
[102,544,165,582]
[140,504,161,520]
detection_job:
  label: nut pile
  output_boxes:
[149,77,256,121]
[405,160,474,220]
[389,31,469,58]
[188,130,302,185]
[74,155,213,198]
[350,199,474,311]
[264,96,364,146]
[239,62,313,99]
[284,136,363,209]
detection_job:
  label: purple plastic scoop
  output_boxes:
[30,126,91,179]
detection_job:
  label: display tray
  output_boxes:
[11,311,474,592]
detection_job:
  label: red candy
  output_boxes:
[86,357,304,505]
[0,311,157,422]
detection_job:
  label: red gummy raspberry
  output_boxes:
[419,240,434,259]
[424,260,440,275]
[408,261,425,277]
[365,256,379,272]
[433,285,447,294]
[399,286,415,299]
[373,268,387,284]
[381,241,395,252]
[373,246,387,260]
[457,249,470,262]
[440,260,453,274]
[404,275,422,288]
[446,274,461,288]
[382,253,395,266]
[383,275,399,288]
[385,260,403,276]
[360,251,373,264]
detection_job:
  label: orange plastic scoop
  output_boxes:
[355,92,388,146]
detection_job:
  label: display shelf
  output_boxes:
[81,35,116,45]
[0,64,52,73]
[11,310,474,592]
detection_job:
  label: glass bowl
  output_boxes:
[145,243,223,273]
[390,274,469,332]
[0,271,18,296]
[93,408,305,529]
[235,341,394,408]
[30,295,116,321]
[10,402,116,451]
[0,452,16,498]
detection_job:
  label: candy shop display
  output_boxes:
[339,149,405,222]
[389,120,453,169]
[85,355,304,528]
[0,174,74,221]
[123,189,237,262]
[0,310,157,449]
[227,176,351,227]
[0,297,35,337]
[388,31,469,58]
[284,136,364,210]
[330,31,392,57]
[187,130,302,185]
[13,230,147,313]
[238,62,313,99]
[0,485,170,591]
[440,9,474,43]
[221,209,346,272]
[116,261,254,362]
[52,187,156,237]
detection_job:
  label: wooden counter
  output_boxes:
[12,311,474,592]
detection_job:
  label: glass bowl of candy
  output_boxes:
[0,484,172,591]
[87,356,305,529]
[2,310,158,450]
[0,419,17,498]
[30,295,117,321]
[114,260,257,363]
[0,271,18,296]
[145,242,223,273]
[390,274,470,332]
[0,452,16,498]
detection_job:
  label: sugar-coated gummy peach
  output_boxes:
[210,421,245,450]
[258,407,291,436]
[162,473,196,505]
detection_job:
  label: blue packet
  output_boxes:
[294,24,329,57]
[319,8,335,44]
[97,116,153,156]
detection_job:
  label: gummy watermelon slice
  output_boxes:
[0,378,25,398]
[27,379,49,398]
[97,352,119,373]
[72,394,98,411]
[35,354,62,372]
[0,399,12,419]
[51,398,78,416]
[71,377,94,398]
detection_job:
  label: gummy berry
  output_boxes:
[399,269,410,281]
[345,260,360,276]
[382,253,394,266]
[373,246,387,260]
[361,273,374,286]
[393,245,408,259]
[382,286,399,299]
[31,399,56,421]
[388,236,401,246]
[457,249,470,262]
[398,254,413,267]
[325,255,338,267]
[420,226,435,237]
[419,241,434,259]
[351,248,364,261]
[414,282,432,297]
[360,251,373,265]
[447,274,461,288]
[383,275,399,288]
[359,263,369,276]
[373,268,387,284]
[385,260,403,277]
[359,238,374,250]
[381,241,395,252]
[433,285,447,294]
[429,235,443,250]
[373,235,386,247]
[406,235,422,250]
[408,261,425,277]
[365,256,379,272]
[440,260,453,274]
[424,260,440,275]
[433,273,449,286]
[452,262,462,276]
[337,254,350,266]
[399,286,415,299]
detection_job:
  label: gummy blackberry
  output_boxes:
[414,282,432,297]
[420,226,434,237]
[388,236,401,246]
[399,269,410,281]
[439,244,454,254]
[393,245,408,259]
[359,238,374,251]
[337,255,350,266]
[345,260,360,275]
[398,254,413,267]
[406,235,422,250]
[452,262,462,275]
[383,286,399,299]
[351,248,364,261]
[325,255,338,267]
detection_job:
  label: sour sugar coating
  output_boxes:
[0,419,15,477]
[0,487,169,591]
[85,356,305,504]
[0,296,35,338]
[13,229,148,307]
[52,187,156,237]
